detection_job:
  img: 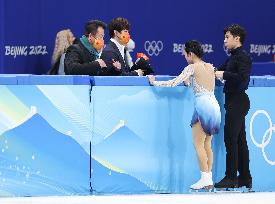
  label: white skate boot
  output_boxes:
[190,171,213,191]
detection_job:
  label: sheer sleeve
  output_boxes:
[152,65,194,87]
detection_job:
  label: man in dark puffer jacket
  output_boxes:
[65,20,112,75]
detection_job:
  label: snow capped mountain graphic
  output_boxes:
[93,125,152,176]
[8,106,37,130]
[0,114,150,196]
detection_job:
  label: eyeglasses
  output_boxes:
[95,33,104,39]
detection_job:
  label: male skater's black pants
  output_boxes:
[224,92,251,180]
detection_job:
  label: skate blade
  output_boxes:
[238,187,255,193]
[189,185,213,193]
[214,187,255,193]
[214,188,242,193]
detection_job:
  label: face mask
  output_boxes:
[126,39,135,51]
[119,32,130,45]
[93,38,104,51]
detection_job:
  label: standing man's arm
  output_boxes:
[217,64,226,71]
[215,59,228,80]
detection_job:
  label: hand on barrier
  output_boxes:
[147,75,155,85]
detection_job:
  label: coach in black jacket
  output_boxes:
[100,17,144,76]
[65,20,108,75]
[214,24,252,190]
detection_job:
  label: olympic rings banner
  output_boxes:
[246,87,275,191]
[0,0,274,75]
[250,110,275,166]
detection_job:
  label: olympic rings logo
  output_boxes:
[144,41,163,56]
[250,110,275,165]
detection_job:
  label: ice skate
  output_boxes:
[237,176,253,192]
[214,176,239,192]
[190,172,213,192]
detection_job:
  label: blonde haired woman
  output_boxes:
[148,40,221,190]
[49,29,75,75]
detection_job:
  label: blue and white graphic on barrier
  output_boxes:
[0,84,92,196]
[250,110,275,166]
[90,86,195,193]
[0,76,275,196]
[246,87,275,191]
[90,85,226,193]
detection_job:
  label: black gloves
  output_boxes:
[130,57,154,75]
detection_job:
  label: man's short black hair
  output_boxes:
[224,24,247,45]
[85,20,107,36]
[108,17,130,38]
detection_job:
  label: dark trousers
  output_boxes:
[224,92,251,180]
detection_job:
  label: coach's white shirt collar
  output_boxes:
[111,38,125,60]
